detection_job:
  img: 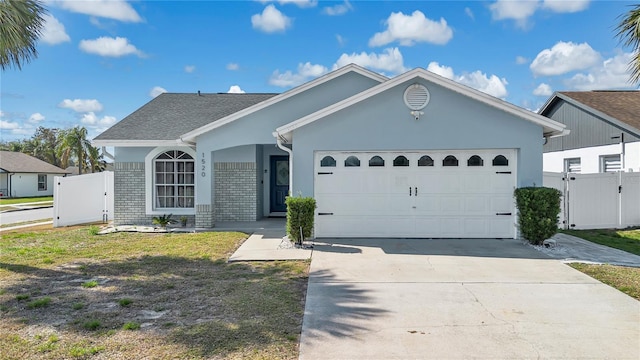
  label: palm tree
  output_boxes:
[0,0,47,71]
[616,4,640,84]
[58,127,92,175]
[87,145,106,173]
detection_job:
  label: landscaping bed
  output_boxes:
[0,226,309,359]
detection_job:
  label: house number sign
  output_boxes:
[201,153,206,177]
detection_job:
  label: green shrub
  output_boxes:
[88,225,100,235]
[514,187,562,245]
[285,196,316,244]
[152,214,175,228]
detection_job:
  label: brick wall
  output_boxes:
[196,204,214,228]
[114,162,150,225]
[214,162,257,221]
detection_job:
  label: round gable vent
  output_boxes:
[403,84,430,110]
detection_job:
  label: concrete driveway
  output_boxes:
[299,238,640,359]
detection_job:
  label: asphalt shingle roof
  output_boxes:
[558,91,640,132]
[0,151,69,173]
[94,93,278,141]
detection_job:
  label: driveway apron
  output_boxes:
[299,238,640,359]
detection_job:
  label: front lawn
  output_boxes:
[569,263,640,301]
[562,228,640,256]
[0,196,53,206]
[0,226,309,359]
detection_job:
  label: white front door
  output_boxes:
[314,150,517,238]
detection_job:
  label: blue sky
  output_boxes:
[1,0,638,142]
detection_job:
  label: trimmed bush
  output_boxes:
[514,187,562,245]
[286,196,316,244]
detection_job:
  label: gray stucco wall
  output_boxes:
[291,78,544,197]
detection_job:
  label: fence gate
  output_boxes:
[53,171,114,227]
[544,172,640,230]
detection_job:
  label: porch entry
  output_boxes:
[270,156,289,213]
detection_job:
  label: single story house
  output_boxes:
[540,91,640,174]
[94,64,567,239]
[0,151,69,197]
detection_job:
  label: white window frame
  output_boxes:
[145,147,196,215]
[600,154,622,173]
[564,157,581,173]
[37,174,47,191]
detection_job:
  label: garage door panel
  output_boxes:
[314,150,516,238]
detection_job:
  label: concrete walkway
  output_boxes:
[542,232,640,267]
[299,238,640,359]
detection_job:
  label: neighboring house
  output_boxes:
[65,163,114,176]
[540,91,640,174]
[0,151,69,197]
[94,64,567,239]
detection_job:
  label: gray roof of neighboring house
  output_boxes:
[541,91,640,135]
[94,93,278,141]
[0,151,69,173]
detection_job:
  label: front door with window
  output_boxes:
[270,156,289,213]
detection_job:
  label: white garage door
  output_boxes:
[314,150,517,238]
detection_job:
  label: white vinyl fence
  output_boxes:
[543,172,640,230]
[53,171,114,227]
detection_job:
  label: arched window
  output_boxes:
[393,155,409,167]
[154,150,195,208]
[418,155,434,167]
[320,156,336,167]
[345,156,360,167]
[492,155,509,166]
[442,155,458,166]
[467,155,484,166]
[369,156,385,167]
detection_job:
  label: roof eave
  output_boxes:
[92,139,189,147]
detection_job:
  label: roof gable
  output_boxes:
[93,93,278,145]
[275,68,567,138]
[179,64,388,142]
[0,151,69,173]
[539,91,640,137]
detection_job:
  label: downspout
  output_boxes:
[273,132,293,195]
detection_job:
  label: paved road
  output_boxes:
[0,207,53,225]
[300,238,640,359]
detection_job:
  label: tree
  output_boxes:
[87,144,106,173]
[30,127,62,166]
[616,4,640,84]
[58,126,92,175]
[0,0,48,71]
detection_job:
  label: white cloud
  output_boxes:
[427,61,508,99]
[426,61,455,79]
[228,85,246,94]
[269,62,328,87]
[530,41,600,76]
[533,83,553,96]
[369,11,453,47]
[149,86,167,98]
[542,0,590,13]
[79,36,145,57]
[333,47,406,75]
[28,113,45,123]
[227,63,239,71]
[489,0,538,26]
[277,0,317,7]
[516,56,529,64]
[57,0,142,22]
[336,34,345,46]
[184,65,196,73]
[58,99,103,113]
[81,112,117,126]
[323,1,352,16]
[465,7,474,20]
[565,52,639,90]
[251,5,292,33]
[490,0,590,28]
[0,119,20,130]
[40,14,70,45]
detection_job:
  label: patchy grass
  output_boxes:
[563,229,640,256]
[570,263,640,300]
[81,280,98,288]
[26,297,51,309]
[0,226,309,359]
[0,196,53,206]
